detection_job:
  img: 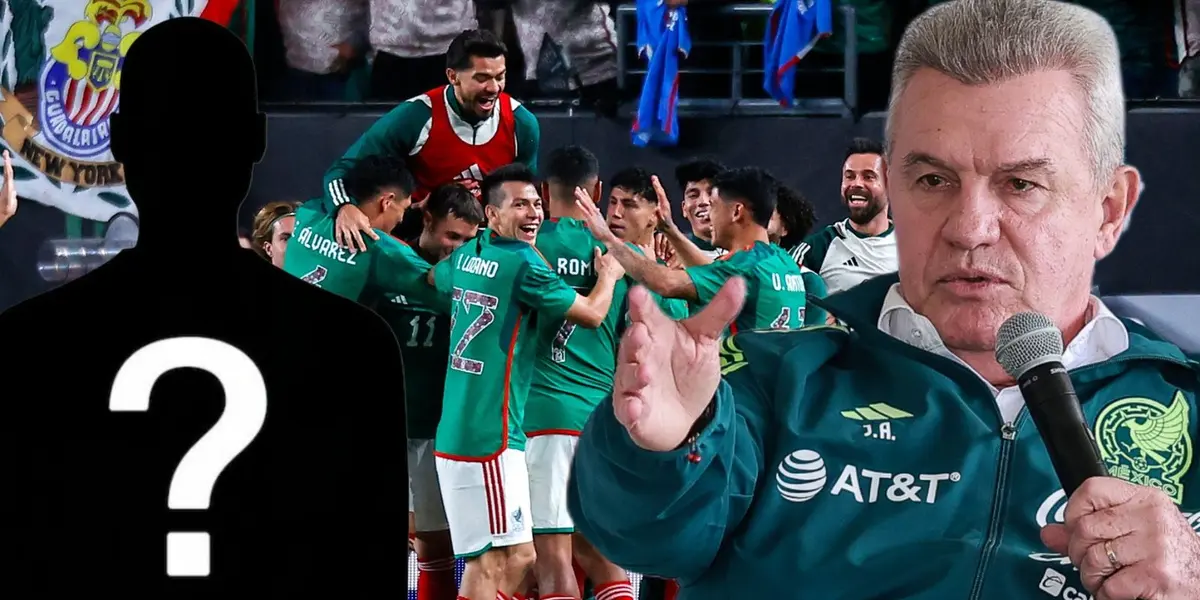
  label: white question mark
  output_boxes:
[109,336,267,578]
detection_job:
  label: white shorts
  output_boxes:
[526,434,579,533]
[436,448,533,558]
[408,439,449,532]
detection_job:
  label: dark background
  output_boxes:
[1,107,1198,312]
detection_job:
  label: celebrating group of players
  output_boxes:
[250,27,898,600]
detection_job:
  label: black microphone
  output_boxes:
[995,312,1109,496]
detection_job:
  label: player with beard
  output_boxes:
[426,164,624,600]
[672,159,726,261]
[321,29,541,250]
[768,184,830,325]
[376,183,484,600]
[795,137,898,294]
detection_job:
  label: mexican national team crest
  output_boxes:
[39,0,151,159]
[1094,391,1193,504]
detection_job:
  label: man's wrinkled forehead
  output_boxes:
[887,69,1093,178]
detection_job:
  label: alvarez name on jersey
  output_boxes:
[795,218,897,295]
[282,200,433,305]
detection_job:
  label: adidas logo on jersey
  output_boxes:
[457,164,485,182]
[842,257,860,267]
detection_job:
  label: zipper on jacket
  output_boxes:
[967,409,1027,600]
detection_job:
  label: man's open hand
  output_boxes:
[614,277,745,451]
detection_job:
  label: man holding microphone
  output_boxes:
[568,1,1200,599]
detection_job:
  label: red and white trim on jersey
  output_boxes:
[434,315,522,462]
[483,455,509,536]
[595,581,637,600]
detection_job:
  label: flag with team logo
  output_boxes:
[0,0,245,223]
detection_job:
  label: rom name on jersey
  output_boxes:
[296,227,358,264]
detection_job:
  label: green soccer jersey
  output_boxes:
[373,243,453,441]
[635,246,691,322]
[524,224,692,435]
[570,275,1200,599]
[525,218,623,435]
[432,230,579,459]
[801,267,829,326]
[684,241,807,336]
[282,200,434,306]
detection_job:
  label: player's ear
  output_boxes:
[262,243,273,258]
[446,68,457,85]
[484,203,499,224]
[540,182,549,203]
[593,181,602,204]
[423,210,434,229]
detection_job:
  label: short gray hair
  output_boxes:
[886,0,1125,182]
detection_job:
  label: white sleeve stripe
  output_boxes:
[329,179,351,206]
[791,243,808,263]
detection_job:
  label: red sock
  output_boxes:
[663,580,680,600]
[594,580,635,600]
[540,595,578,600]
[496,593,511,600]
[573,559,587,598]
[418,557,458,600]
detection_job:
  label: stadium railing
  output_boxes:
[613,2,859,117]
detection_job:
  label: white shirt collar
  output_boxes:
[876,283,1130,394]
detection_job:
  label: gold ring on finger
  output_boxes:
[1104,540,1121,570]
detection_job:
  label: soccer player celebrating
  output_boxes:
[375,183,485,600]
[672,159,727,261]
[795,137,898,294]
[283,156,432,305]
[523,147,638,600]
[249,200,299,268]
[427,164,624,600]
[322,29,541,249]
[576,167,807,336]
[605,167,690,320]
[768,184,830,326]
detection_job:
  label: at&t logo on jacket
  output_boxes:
[775,448,962,505]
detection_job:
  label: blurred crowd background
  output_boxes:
[254,0,1197,113]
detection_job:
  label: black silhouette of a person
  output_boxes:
[0,17,407,597]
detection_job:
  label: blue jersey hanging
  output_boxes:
[763,0,833,106]
[632,0,691,147]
